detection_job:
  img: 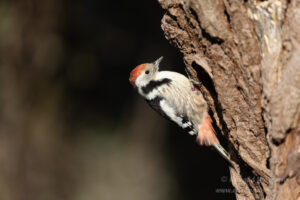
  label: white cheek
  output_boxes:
[136,73,158,100]
[135,74,147,87]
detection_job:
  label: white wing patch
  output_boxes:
[159,100,197,136]
[145,89,160,100]
[189,131,195,135]
[159,99,194,135]
[182,122,190,128]
[181,118,192,128]
[160,99,184,127]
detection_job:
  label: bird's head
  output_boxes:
[129,56,163,88]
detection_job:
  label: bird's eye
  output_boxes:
[145,70,150,74]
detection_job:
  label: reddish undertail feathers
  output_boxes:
[197,112,231,164]
[197,112,219,146]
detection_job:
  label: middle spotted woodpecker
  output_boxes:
[129,57,230,163]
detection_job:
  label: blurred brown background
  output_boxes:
[0,0,234,199]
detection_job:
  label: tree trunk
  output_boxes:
[157,0,300,199]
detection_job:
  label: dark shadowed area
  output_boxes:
[0,0,234,199]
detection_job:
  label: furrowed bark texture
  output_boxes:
[158,0,300,199]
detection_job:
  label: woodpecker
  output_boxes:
[129,57,230,162]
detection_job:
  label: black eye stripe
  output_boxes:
[145,70,150,74]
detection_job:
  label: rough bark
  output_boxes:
[158,0,300,199]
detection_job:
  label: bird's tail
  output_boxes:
[213,143,232,165]
[197,111,233,166]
